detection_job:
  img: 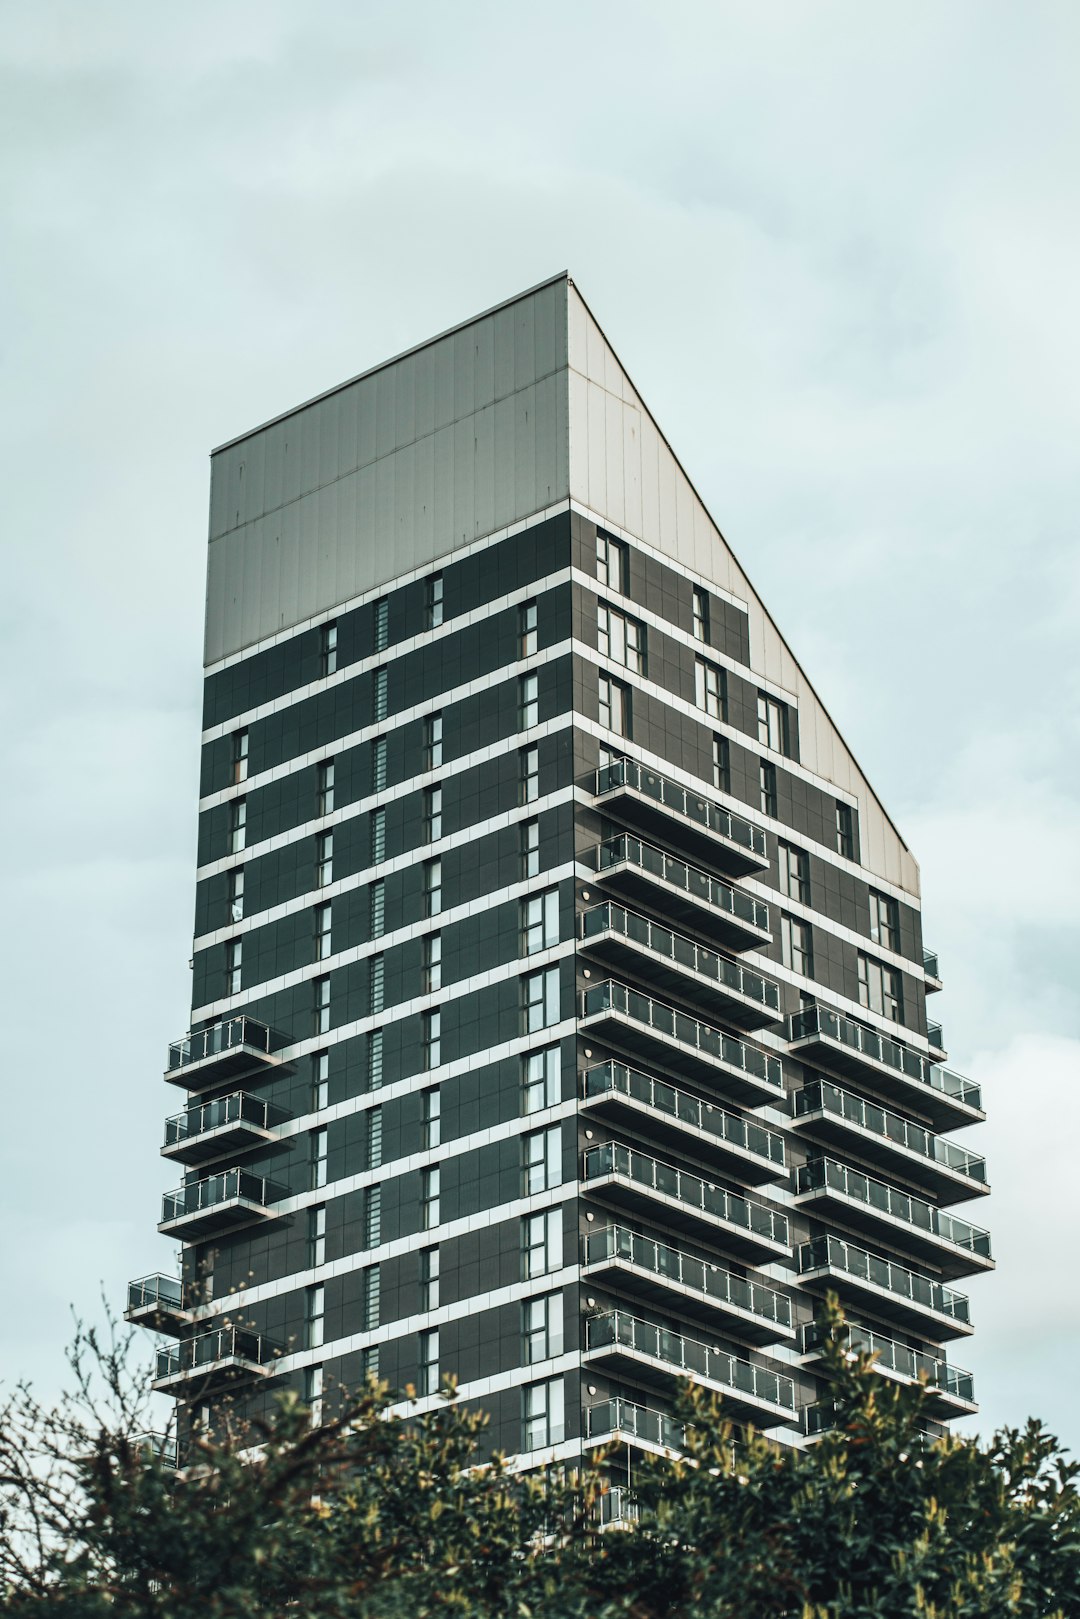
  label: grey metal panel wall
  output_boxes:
[205,280,570,666]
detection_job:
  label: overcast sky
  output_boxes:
[2,1,1078,1447]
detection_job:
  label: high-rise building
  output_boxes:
[127,274,990,1484]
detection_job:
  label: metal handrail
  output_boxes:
[156,1326,274,1381]
[583,1142,788,1247]
[584,1223,791,1327]
[167,1015,273,1073]
[788,1005,981,1111]
[594,756,767,858]
[799,1321,974,1401]
[794,1079,986,1183]
[581,900,779,1011]
[597,833,769,932]
[586,1309,795,1411]
[797,1234,971,1323]
[164,1090,270,1149]
[127,1274,183,1312]
[582,980,784,1092]
[795,1159,992,1257]
[161,1167,271,1225]
[584,1060,786,1167]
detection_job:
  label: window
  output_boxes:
[372,736,387,791]
[424,785,443,842]
[520,672,539,730]
[368,1029,384,1091]
[597,603,646,674]
[780,914,814,978]
[315,974,331,1034]
[522,1046,560,1114]
[363,1265,381,1331]
[521,816,540,878]
[370,879,385,940]
[420,1246,440,1311]
[426,572,444,629]
[836,801,855,860]
[367,1105,383,1170]
[425,713,443,769]
[519,599,538,657]
[317,759,335,816]
[759,761,777,817]
[858,954,904,1021]
[373,596,389,652]
[418,1328,440,1397]
[423,1008,441,1070]
[757,692,789,755]
[522,889,559,955]
[869,890,899,951]
[423,857,442,917]
[424,931,442,992]
[372,667,388,723]
[522,1209,563,1279]
[316,830,334,888]
[364,1185,382,1247]
[315,902,332,961]
[598,673,629,737]
[520,745,539,804]
[523,1125,562,1195]
[312,1050,329,1112]
[421,1166,440,1230]
[695,658,726,721]
[303,1364,324,1428]
[423,1087,441,1149]
[596,531,628,594]
[307,1205,326,1268]
[523,1292,564,1364]
[320,621,338,677]
[778,842,810,905]
[369,955,384,1016]
[523,1377,565,1450]
[229,796,247,854]
[226,939,242,996]
[232,729,249,785]
[370,807,386,864]
[229,866,245,924]
[361,1345,380,1381]
[523,967,560,1033]
[305,1284,325,1350]
[310,1127,328,1190]
[712,735,730,794]
[692,587,709,643]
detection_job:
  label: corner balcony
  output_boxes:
[584,1309,796,1428]
[165,1016,285,1092]
[786,1005,983,1131]
[595,835,771,953]
[582,1141,789,1263]
[583,1061,786,1185]
[792,1078,988,1205]
[799,1322,976,1419]
[585,1398,685,1456]
[794,1159,994,1280]
[580,980,785,1107]
[580,902,781,1030]
[599,1486,640,1527]
[159,1168,279,1240]
[132,1432,178,1468]
[593,756,769,877]
[154,1326,278,1394]
[803,1403,947,1443]
[583,1224,794,1346]
[162,1091,277,1167]
[923,947,943,993]
[125,1274,192,1336]
[797,1234,973,1340]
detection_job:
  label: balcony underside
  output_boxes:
[581,1088,785,1184]
[582,1253,793,1346]
[164,1044,284,1093]
[594,781,768,879]
[124,1300,192,1337]
[794,1185,994,1281]
[161,1117,277,1167]
[583,1170,788,1264]
[582,1340,795,1429]
[798,1263,974,1342]
[581,929,780,1031]
[791,1110,989,1206]
[593,859,772,953]
[580,1006,783,1107]
[153,1355,272,1396]
[158,1197,278,1241]
[787,1029,982,1132]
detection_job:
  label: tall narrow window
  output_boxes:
[304,1364,324,1428]
[373,596,389,652]
[229,797,247,854]
[759,761,777,818]
[522,1046,561,1114]
[424,857,442,917]
[522,1209,563,1278]
[418,1328,440,1396]
[305,1284,325,1350]
[523,1378,565,1449]
[521,745,539,804]
[597,603,646,674]
[310,1126,328,1190]
[836,801,855,860]
[521,816,540,878]
[695,658,726,721]
[780,914,814,979]
[370,807,386,864]
[370,879,385,940]
[320,622,338,677]
[421,1166,440,1230]
[364,1184,382,1247]
[712,735,730,794]
[424,931,442,992]
[229,866,245,924]
[523,1293,564,1363]
[523,967,560,1033]
[307,1204,326,1268]
[692,587,709,643]
[520,673,539,730]
[232,729,249,785]
[778,842,810,905]
[424,785,443,842]
[522,889,559,955]
[314,901,332,961]
[425,713,443,769]
[366,1105,383,1170]
[858,953,904,1021]
[519,600,538,657]
[596,531,628,594]
[315,974,331,1034]
[523,1126,562,1195]
[423,1086,441,1149]
[597,674,629,737]
[316,830,334,888]
[363,1264,381,1330]
[420,1246,440,1311]
[423,1008,441,1070]
[312,1050,329,1112]
[369,955,384,1016]
[757,692,790,755]
[368,1029,384,1091]
[372,667,388,723]
[869,891,899,950]
[426,572,444,629]
[372,736,388,792]
[226,939,242,996]
[360,1345,380,1381]
[317,759,335,816]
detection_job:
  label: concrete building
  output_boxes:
[127,274,991,1482]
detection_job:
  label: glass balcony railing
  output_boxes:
[586,1397,685,1451]
[586,1309,796,1415]
[927,1021,945,1051]
[133,1432,178,1468]
[795,1159,993,1262]
[126,1273,184,1315]
[804,1403,947,1442]
[594,756,768,869]
[156,1326,275,1385]
[597,833,770,937]
[787,1006,981,1117]
[799,1322,975,1404]
[599,1486,640,1526]
[583,1142,789,1251]
[923,948,941,981]
[584,1224,792,1331]
[794,1079,987,1186]
[797,1234,971,1327]
[584,1061,786,1172]
[581,902,780,1013]
[581,980,784,1095]
[161,1168,273,1228]
[163,1091,271,1156]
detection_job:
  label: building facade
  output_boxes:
[128,275,991,1480]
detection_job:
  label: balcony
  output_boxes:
[584,1309,796,1427]
[786,1006,983,1131]
[585,1398,685,1456]
[159,1168,278,1240]
[582,1142,789,1262]
[595,834,771,953]
[799,1322,976,1419]
[580,903,780,1030]
[794,1159,993,1280]
[132,1432,178,1468]
[125,1274,191,1335]
[165,1016,284,1091]
[154,1326,278,1394]
[593,756,769,876]
[804,1403,947,1443]
[580,980,785,1106]
[583,1061,786,1185]
[162,1091,277,1167]
[797,1234,973,1339]
[583,1224,794,1346]
[927,1021,946,1060]
[923,948,943,993]
[792,1078,988,1204]
[599,1486,640,1527]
